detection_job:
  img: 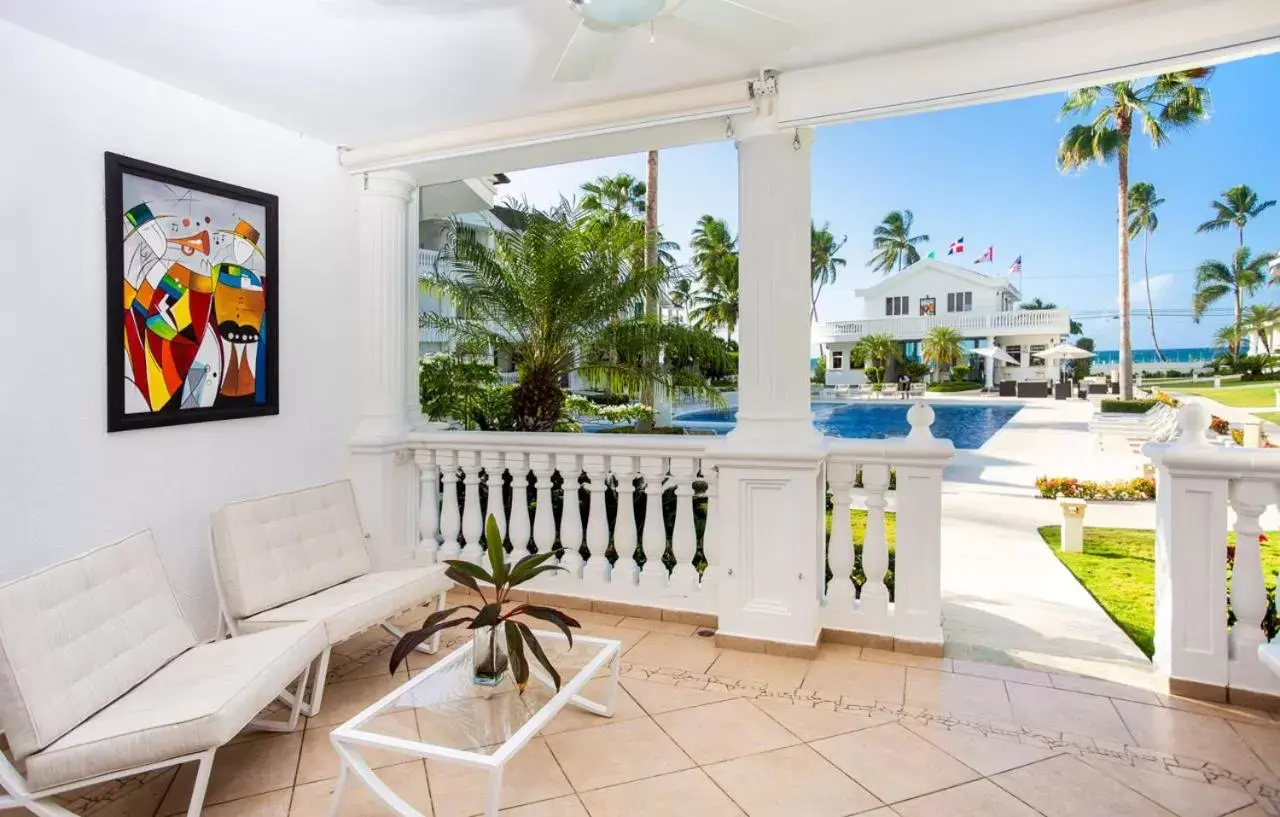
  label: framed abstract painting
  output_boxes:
[105,153,279,432]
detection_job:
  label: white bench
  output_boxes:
[210,480,452,717]
[0,531,325,816]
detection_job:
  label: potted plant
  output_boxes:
[389,515,581,691]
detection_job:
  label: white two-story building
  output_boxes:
[819,259,1073,387]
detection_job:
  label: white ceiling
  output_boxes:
[0,0,1141,147]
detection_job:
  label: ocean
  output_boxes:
[1090,347,1221,365]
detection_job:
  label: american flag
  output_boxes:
[1008,256,1022,275]
[973,245,994,264]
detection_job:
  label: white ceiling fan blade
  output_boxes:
[553,22,619,82]
[668,0,805,54]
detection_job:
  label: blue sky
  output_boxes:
[504,52,1280,352]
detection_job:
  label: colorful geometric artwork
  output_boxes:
[106,153,278,431]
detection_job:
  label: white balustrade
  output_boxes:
[821,308,1072,342]
[557,453,585,580]
[438,450,461,560]
[583,455,610,586]
[459,451,484,564]
[413,449,439,564]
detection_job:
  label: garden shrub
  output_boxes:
[927,381,982,393]
[1035,476,1156,501]
[1099,399,1157,414]
[1210,416,1231,435]
[1152,392,1180,408]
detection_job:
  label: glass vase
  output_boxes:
[472,625,509,686]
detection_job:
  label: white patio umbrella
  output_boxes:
[1032,343,1094,362]
[971,345,1020,365]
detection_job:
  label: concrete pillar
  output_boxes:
[350,170,418,569]
[1058,498,1087,552]
[985,337,996,389]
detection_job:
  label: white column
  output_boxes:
[405,187,424,429]
[985,337,996,389]
[349,170,417,569]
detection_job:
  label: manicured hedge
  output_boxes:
[927,381,982,393]
[1099,399,1157,414]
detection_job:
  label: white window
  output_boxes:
[946,291,973,313]
[830,350,843,370]
[885,296,908,316]
[1029,344,1047,364]
[1004,345,1022,366]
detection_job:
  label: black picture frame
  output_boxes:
[105,152,279,432]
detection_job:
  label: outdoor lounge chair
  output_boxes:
[0,531,325,817]
[856,383,877,399]
[210,480,453,717]
[909,382,927,398]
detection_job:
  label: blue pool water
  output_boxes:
[676,401,1021,449]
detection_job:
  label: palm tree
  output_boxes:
[867,210,929,274]
[1018,298,1085,335]
[424,201,725,431]
[1127,181,1167,362]
[1192,247,1276,360]
[690,215,740,340]
[1213,324,1245,361]
[1056,68,1213,399]
[1245,304,1280,355]
[811,222,848,322]
[668,276,694,324]
[580,173,645,224]
[922,326,965,379]
[1196,184,1276,249]
[852,332,900,381]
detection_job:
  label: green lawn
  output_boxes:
[1172,383,1279,408]
[1255,412,1280,425]
[1038,526,1280,657]
[1146,376,1238,390]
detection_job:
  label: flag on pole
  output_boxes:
[927,251,936,259]
[947,237,964,255]
[974,245,994,264]
[1008,256,1022,275]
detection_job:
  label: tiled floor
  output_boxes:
[41,601,1280,817]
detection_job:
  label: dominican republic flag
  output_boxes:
[1008,256,1023,275]
[947,237,964,255]
[974,245,994,264]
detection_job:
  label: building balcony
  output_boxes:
[820,309,1072,343]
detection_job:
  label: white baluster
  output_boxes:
[438,450,461,560]
[557,453,584,579]
[669,457,698,594]
[413,449,440,564]
[1230,479,1274,674]
[638,457,669,594]
[698,464,719,600]
[860,463,892,622]
[825,460,857,614]
[611,456,639,589]
[530,454,556,563]
[481,452,507,546]
[584,454,609,586]
[459,451,484,564]
[506,452,531,558]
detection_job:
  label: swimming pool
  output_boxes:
[675,401,1021,449]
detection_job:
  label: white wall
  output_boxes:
[863,264,1013,317]
[0,20,358,634]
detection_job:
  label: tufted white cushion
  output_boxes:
[211,481,372,620]
[0,531,198,762]
[23,621,326,790]
[237,567,452,643]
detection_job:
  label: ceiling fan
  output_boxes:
[555,0,805,82]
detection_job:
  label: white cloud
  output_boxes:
[1126,273,1172,309]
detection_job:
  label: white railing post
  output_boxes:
[506,453,531,558]
[459,451,484,564]
[699,466,719,602]
[859,463,892,628]
[668,457,699,595]
[583,454,610,588]
[612,457,640,589]
[824,460,857,617]
[638,457,669,594]
[530,453,556,566]
[413,450,439,564]
[1229,479,1277,692]
[437,450,462,560]
[557,454,585,580]
[480,451,507,546]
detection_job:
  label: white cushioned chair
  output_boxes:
[0,531,325,817]
[210,480,451,717]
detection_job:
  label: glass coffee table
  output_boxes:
[327,630,621,817]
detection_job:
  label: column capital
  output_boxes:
[730,112,814,145]
[355,170,417,201]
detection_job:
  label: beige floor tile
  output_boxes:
[993,755,1177,816]
[1048,673,1163,705]
[620,677,745,715]
[802,658,906,705]
[810,722,978,804]
[407,641,463,672]
[623,631,720,672]
[160,731,302,813]
[749,697,896,741]
[704,743,881,817]
[951,659,1052,687]
[58,770,177,817]
[859,648,952,671]
[1157,695,1279,726]
[1113,699,1272,778]
[544,716,693,791]
[206,789,293,816]
[1231,720,1280,777]
[894,779,1039,817]
[1006,681,1134,743]
[574,624,649,655]
[853,810,898,817]
[305,673,406,730]
[540,678,646,736]
[1216,805,1268,816]
[577,768,744,817]
[902,722,1059,775]
[499,795,590,816]
[617,616,698,635]
[329,641,407,685]
[707,650,811,689]
[904,668,1013,721]
[1080,756,1257,817]
[813,642,863,663]
[290,760,431,816]
[298,711,419,784]
[654,698,799,763]
[427,738,571,817]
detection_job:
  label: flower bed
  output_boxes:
[1035,476,1156,501]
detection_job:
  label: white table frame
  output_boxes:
[326,630,621,817]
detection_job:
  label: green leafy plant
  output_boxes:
[927,381,982,393]
[389,516,581,693]
[1099,399,1158,414]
